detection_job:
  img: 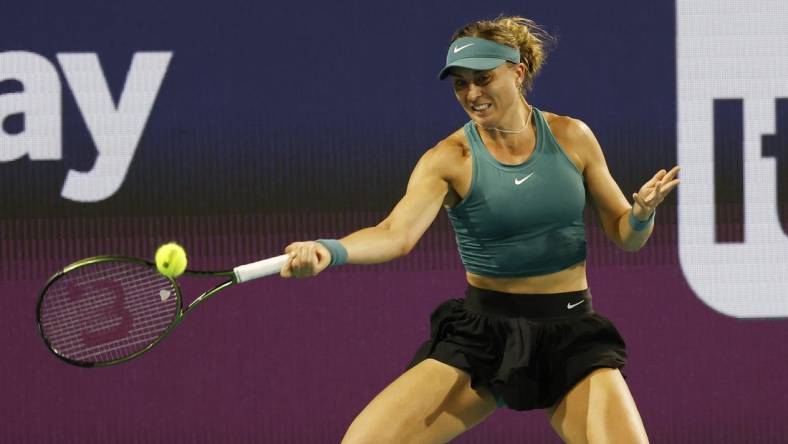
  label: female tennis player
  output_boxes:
[281,16,678,444]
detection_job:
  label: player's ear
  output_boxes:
[512,62,526,87]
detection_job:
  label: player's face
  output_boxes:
[450,64,522,126]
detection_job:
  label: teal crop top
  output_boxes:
[446,107,587,277]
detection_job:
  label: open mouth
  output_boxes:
[471,103,492,112]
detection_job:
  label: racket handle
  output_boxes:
[233,254,289,283]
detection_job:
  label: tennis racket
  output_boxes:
[36,254,289,367]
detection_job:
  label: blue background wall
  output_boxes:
[2,1,785,442]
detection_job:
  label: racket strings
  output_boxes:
[39,260,179,364]
[43,265,174,362]
[40,275,169,334]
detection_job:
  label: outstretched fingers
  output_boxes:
[658,178,680,196]
[634,166,681,212]
[654,166,681,201]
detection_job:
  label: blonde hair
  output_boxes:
[452,15,554,92]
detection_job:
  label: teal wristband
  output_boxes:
[316,239,348,267]
[628,209,655,231]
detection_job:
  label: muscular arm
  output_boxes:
[281,145,452,277]
[341,147,450,263]
[566,119,653,252]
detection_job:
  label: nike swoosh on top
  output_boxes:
[567,300,585,309]
[453,43,474,53]
[514,172,535,185]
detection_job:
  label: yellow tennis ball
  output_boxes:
[155,242,188,278]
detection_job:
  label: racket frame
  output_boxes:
[36,255,239,368]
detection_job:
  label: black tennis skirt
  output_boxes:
[407,285,627,411]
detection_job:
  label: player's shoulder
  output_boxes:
[541,110,603,170]
[542,110,595,143]
[412,127,468,179]
[422,127,468,164]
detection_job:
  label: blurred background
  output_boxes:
[2,0,786,442]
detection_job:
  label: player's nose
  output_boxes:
[466,83,484,101]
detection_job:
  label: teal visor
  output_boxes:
[438,37,521,79]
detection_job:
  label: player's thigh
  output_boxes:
[341,358,498,444]
[548,368,648,444]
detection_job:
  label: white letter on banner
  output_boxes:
[57,51,173,202]
[0,51,61,161]
[677,0,788,317]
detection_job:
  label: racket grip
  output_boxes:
[233,254,289,283]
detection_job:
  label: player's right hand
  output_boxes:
[280,241,331,278]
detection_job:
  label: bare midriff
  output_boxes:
[466,260,588,294]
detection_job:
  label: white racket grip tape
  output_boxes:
[233,254,290,283]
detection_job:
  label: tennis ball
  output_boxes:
[155,242,188,278]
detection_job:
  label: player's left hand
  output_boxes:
[632,166,680,220]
